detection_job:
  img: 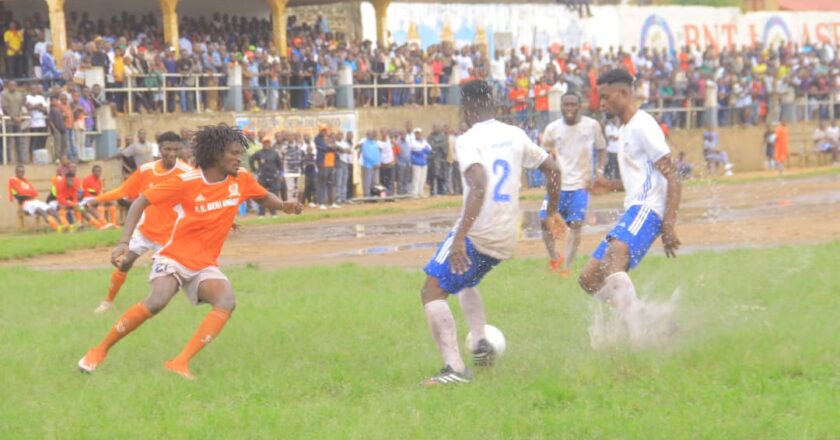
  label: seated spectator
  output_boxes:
[702,128,734,176]
[675,152,693,180]
[812,121,837,164]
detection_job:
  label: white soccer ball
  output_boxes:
[466,324,506,357]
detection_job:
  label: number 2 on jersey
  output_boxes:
[492,159,511,202]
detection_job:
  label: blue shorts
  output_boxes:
[539,189,589,225]
[592,205,662,270]
[424,232,501,294]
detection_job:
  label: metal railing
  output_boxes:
[1,114,101,164]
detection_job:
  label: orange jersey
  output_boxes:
[54,177,81,207]
[81,175,103,197]
[8,177,38,203]
[99,160,193,244]
[145,168,268,270]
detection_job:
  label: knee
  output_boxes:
[215,293,237,312]
[144,293,171,314]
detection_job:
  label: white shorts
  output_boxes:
[128,230,163,256]
[80,197,97,207]
[21,199,50,216]
[47,200,58,211]
[149,256,229,305]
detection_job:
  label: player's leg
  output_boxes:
[95,250,142,314]
[539,195,562,271]
[31,204,60,231]
[560,190,590,275]
[458,287,495,366]
[421,276,470,384]
[165,276,234,380]
[79,275,180,373]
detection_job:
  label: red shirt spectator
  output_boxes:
[8,176,38,203]
[509,86,528,113]
[534,82,551,112]
[82,174,103,197]
[54,175,81,208]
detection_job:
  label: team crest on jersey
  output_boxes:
[228,183,240,198]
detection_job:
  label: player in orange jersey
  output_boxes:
[78,124,303,380]
[79,164,119,225]
[91,131,193,314]
[7,164,62,231]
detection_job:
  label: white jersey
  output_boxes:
[542,116,605,191]
[605,122,620,154]
[618,110,671,217]
[455,119,548,260]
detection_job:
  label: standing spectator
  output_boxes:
[119,128,155,170]
[282,133,304,200]
[249,135,283,217]
[763,123,776,170]
[4,20,24,78]
[335,131,353,204]
[447,125,462,195]
[47,95,68,159]
[314,125,337,209]
[25,83,49,157]
[56,94,74,159]
[675,151,693,179]
[360,130,380,197]
[702,128,734,175]
[40,43,60,86]
[409,128,432,197]
[302,137,318,207]
[774,121,789,174]
[395,130,412,195]
[603,116,621,180]
[378,129,395,195]
[1,80,26,163]
[427,125,449,196]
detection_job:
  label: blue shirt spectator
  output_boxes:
[361,137,381,169]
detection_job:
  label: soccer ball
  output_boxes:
[465,325,506,356]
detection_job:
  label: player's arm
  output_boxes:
[450,163,487,275]
[111,195,150,266]
[254,192,302,215]
[654,154,682,258]
[594,124,607,175]
[540,156,565,239]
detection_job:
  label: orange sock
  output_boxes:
[106,269,128,302]
[89,217,105,228]
[59,209,70,225]
[46,216,59,230]
[169,307,231,365]
[108,205,118,223]
[96,302,153,353]
[97,205,106,219]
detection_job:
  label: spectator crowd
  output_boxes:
[1,6,838,126]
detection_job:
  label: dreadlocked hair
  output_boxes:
[192,123,249,170]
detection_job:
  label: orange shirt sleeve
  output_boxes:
[144,175,187,206]
[239,171,269,201]
[7,178,14,202]
[97,170,142,202]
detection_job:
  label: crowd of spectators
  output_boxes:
[2,7,839,126]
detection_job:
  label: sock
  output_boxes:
[106,269,128,302]
[541,228,558,261]
[595,272,641,315]
[97,205,106,219]
[169,307,231,366]
[46,216,59,230]
[458,288,486,350]
[108,205,118,223]
[424,299,465,372]
[59,209,70,225]
[95,302,153,353]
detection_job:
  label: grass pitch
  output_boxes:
[1,243,838,438]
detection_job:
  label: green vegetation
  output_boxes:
[1,243,837,438]
[0,229,121,260]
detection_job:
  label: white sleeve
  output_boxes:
[455,136,482,173]
[639,118,671,162]
[521,131,549,170]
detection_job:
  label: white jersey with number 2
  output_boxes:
[455,119,549,260]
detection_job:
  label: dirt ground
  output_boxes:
[9,172,840,272]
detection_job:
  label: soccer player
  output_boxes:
[581,69,682,345]
[91,132,193,314]
[420,80,563,385]
[540,92,606,277]
[7,165,62,231]
[80,164,119,224]
[78,124,303,380]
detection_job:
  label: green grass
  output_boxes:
[0,229,122,260]
[1,243,838,438]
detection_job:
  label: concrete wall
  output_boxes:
[1,160,122,232]
[355,106,461,135]
[668,122,818,173]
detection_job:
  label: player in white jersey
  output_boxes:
[540,92,606,276]
[421,80,563,386]
[582,69,682,345]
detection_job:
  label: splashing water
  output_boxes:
[589,288,681,351]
